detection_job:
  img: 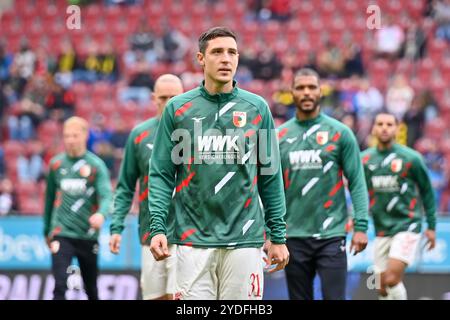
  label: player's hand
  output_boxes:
[350,231,368,255]
[264,243,289,273]
[89,213,105,230]
[150,234,171,261]
[263,239,272,254]
[424,229,436,251]
[109,234,122,254]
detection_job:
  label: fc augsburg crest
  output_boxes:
[80,164,91,177]
[233,111,247,127]
[391,159,403,173]
[316,131,329,145]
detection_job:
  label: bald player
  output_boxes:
[110,74,184,300]
[44,116,113,300]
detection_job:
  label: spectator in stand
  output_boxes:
[353,77,384,146]
[403,92,431,147]
[0,178,18,216]
[353,77,384,119]
[271,67,295,121]
[403,21,427,60]
[343,41,365,77]
[268,0,291,22]
[54,40,78,88]
[433,0,450,41]
[124,19,162,66]
[9,39,36,98]
[17,140,45,183]
[159,23,189,63]
[73,41,101,83]
[8,96,45,141]
[87,113,112,152]
[119,50,154,106]
[317,41,345,78]
[374,15,405,61]
[386,74,415,121]
[253,49,283,81]
[45,81,76,123]
[0,40,13,85]
[98,41,120,82]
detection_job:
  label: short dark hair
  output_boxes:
[373,111,399,125]
[293,68,320,86]
[198,26,237,54]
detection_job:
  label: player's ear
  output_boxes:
[196,52,205,67]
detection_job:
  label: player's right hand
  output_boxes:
[109,234,122,254]
[264,243,290,273]
[150,234,171,261]
[424,229,436,251]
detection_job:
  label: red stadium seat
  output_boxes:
[417,58,435,81]
[3,141,25,158]
[37,120,61,142]
[18,198,43,216]
[428,39,448,62]
[424,118,446,140]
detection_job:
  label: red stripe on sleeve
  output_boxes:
[175,102,193,117]
[252,114,262,125]
[134,130,149,144]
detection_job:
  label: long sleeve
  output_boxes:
[110,134,139,235]
[257,105,287,244]
[94,160,113,217]
[341,128,369,232]
[148,104,177,236]
[43,166,56,237]
[412,154,436,230]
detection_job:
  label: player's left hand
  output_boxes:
[264,244,289,273]
[424,229,436,251]
[89,213,105,230]
[350,231,368,255]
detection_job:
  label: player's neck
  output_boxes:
[296,107,321,122]
[67,148,87,158]
[204,80,233,95]
[377,141,395,151]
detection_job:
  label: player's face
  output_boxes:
[63,124,88,156]
[153,81,184,115]
[373,114,398,144]
[197,37,239,86]
[292,75,321,114]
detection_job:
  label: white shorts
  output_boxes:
[175,246,264,300]
[374,231,421,273]
[141,244,177,300]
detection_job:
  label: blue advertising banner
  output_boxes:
[0,216,141,270]
[1,216,450,272]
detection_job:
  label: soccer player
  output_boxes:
[278,68,369,300]
[43,116,112,300]
[361,112,436,300]
[148,26,289,300]
[109,74,184,300]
